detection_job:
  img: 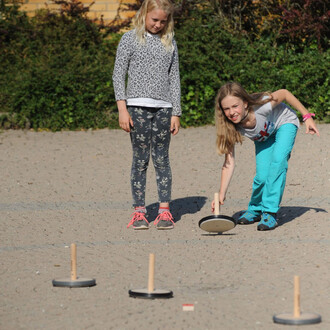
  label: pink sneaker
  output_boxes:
[127,211,149,230]
[154,211,175,230]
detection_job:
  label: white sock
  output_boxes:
[158,207,170,214]
[135,206,146,214]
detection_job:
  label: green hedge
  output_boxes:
[0,5,120,130]
[175,8,330,126]
[0,2,329,130]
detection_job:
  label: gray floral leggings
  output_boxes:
[128,106,172,207]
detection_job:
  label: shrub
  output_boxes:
[279,0,330,51]
[0,0,328,130]
[0,1,120,130]
[174,1,329,126]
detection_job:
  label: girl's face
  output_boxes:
[221,95,248,124]
[145,9,168,34]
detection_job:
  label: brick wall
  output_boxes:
[20,0,137,23]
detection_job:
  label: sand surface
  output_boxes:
[0,125,329,329]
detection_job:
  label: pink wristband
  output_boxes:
[302,113,315,121]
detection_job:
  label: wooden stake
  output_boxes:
[294,275,301,318]
[71,243,77,281]
[148,253,155,293]
[214,193,220,215]
[52,243,96,288]
[273,275,321,325]
[128,253,173,299]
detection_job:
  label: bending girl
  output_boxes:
[213,82,319,231]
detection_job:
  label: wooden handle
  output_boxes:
[148,253,155,293]
[293,275,301,317]
[71,243,77,281]
[214,193,220,215]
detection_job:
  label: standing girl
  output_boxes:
[113,0,181,230]
[213,82,319,231]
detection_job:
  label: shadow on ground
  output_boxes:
[146,196,208,223]
[232,206,327,227]
[277,206,327,226]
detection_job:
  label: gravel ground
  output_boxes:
[0,124,329,330]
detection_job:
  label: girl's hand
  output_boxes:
[119,108,133,132]
[170,116,180,135]
[305,118,320,136]
[211,194,225,213]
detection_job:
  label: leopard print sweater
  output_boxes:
[112,29,181,116]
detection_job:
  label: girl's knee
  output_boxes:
[271,151,291,164]
[253,175,267,187]
[152,153,170,168]
[133,159,149,172]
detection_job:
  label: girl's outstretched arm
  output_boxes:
[270,89,320,136]
[212,148,235,213]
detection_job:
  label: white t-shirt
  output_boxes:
[127,97,172,108]
[238,98,299,142]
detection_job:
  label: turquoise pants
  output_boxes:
[248,123,298,214]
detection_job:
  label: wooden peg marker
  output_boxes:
[129,253,173,299]
[273,275,321,325]
[52,243,96,288]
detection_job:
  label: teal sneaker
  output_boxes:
[257,212,278,231]
[237,211,261,225]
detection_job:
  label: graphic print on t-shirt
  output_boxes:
[252,121,275,142]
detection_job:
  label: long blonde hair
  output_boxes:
[215,82,273,154]
[133,0,175,52]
